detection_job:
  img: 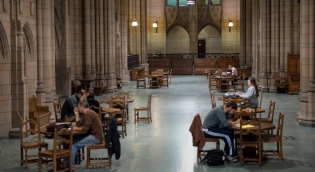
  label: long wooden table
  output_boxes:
[218,97,265,113]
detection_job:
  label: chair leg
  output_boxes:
[86,147,90,169]
[134,110,137,124]
[147,110,150,124]
[20,147,23,166]
[107,149,112,169]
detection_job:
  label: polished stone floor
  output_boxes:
[0,75,314,172]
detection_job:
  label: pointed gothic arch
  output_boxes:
[22,22,36,61]
[0,20,10,63]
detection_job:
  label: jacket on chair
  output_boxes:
[105,117,121,160]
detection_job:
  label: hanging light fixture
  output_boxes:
[132,18,138,26]
[187,0,195,5]
[152,21,158,33]
[228,20,233,32]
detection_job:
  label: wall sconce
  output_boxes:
[228,20,233,32]
[187,0,196,5]
[153,21,157,33]
[132,18,138,26]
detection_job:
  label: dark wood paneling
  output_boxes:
[171,59,193,74]
[128,55,139,70]
[149,59,171,73]
[217,58,240,68]
[194,58,217,74]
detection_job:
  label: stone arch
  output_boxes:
[22,21,36,61]
[198,25,222,53]
[166,25,190,53]
[0,20,10,63]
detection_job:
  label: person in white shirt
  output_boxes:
[228,65,238,76]
[237,77,259,107]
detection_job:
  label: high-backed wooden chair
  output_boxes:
[53,101,63,122]
[261,113,284,160]
[189,114,220,162]
[38,127,73,172]
[134,93,152,124]
[110,96,127,138]
[261,100,275,123]
[19,118,49,169]
[150,71,159,89]
[136,70,146,88]
[210,91,215,103]
[168,69,172,85]
[209,74,219,91]
[238,116,263,167]
[233,74,245,92]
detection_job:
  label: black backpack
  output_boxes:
[201,149,225,166]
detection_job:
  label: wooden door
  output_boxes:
[198,40,206,58]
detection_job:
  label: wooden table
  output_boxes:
[101,98,135,121]
[230,121,275,131]
[218,97,265,113]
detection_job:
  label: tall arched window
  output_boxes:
[167,0,177,6]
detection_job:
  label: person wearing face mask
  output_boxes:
[61,89,87,120]
[202,102,240,162]
[237,77,259,107]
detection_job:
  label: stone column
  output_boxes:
[259,0,270,92]
[139,0,147,63]
[299,0,315,126]
[281,0,291,77]
[84,0,92,80]
[90,0,96,93]
[51,0,57,100]
[74,0,82,84]
[99,0,105,84]
[121,0,130,85]
[245,0,252,68]
[240,0,245,67]
[251,0,259,79]
[189,0,198,54]
[95,0,100,86]
[36,0,46,95]
[269,0,280,92]
[42,0,53,103]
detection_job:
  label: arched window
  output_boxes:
[198,0,208,5]
[167,0,177,6]
[211,0,221,5]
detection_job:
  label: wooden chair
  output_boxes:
[209,91,215,103]
[65,116,76,122]
[168,69,172,85]
[261,113,284,160]
[134,93,152,124]
[136,70,146,88]
[211,100,217,109]
[238,116,263,167]
[53,101,63,122]
[86,140,112,169]
[110,96,127,138]
[233,74,245,92]
[190,114,220,162]
[149,71,159,89]
[19,118,49,169]
[38,127,73,172]
[260,100,275,123]
[240,105,258,119]
[116,91,130,120]
[209,74,219,91]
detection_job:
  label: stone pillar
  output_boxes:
[42,0,53,103]
[280,0,291,77]
[36,0,46,95]
[121,0,130,85]
[299,0,315,126]
[90,0,96,93]
[51,0,57,100]
[84,0,92,80]
[99,0,105,84]
[74,0,82,84]
[139,0,147,63]
[240,0,245,67]
[189,0,198,54]
[251,0,259,79]
[259,0,270,92]
[95,0,100,86]
[245,0,252,68]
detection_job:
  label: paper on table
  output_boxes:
[234,124,255,128]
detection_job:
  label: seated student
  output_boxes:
[202,102,240,162]
[67,99,104,169]
[61,89,87,120]
[229,65,238,83]
[237,77,259,107]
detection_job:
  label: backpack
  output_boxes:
[46,122,71,132]
[201,149,225,166]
